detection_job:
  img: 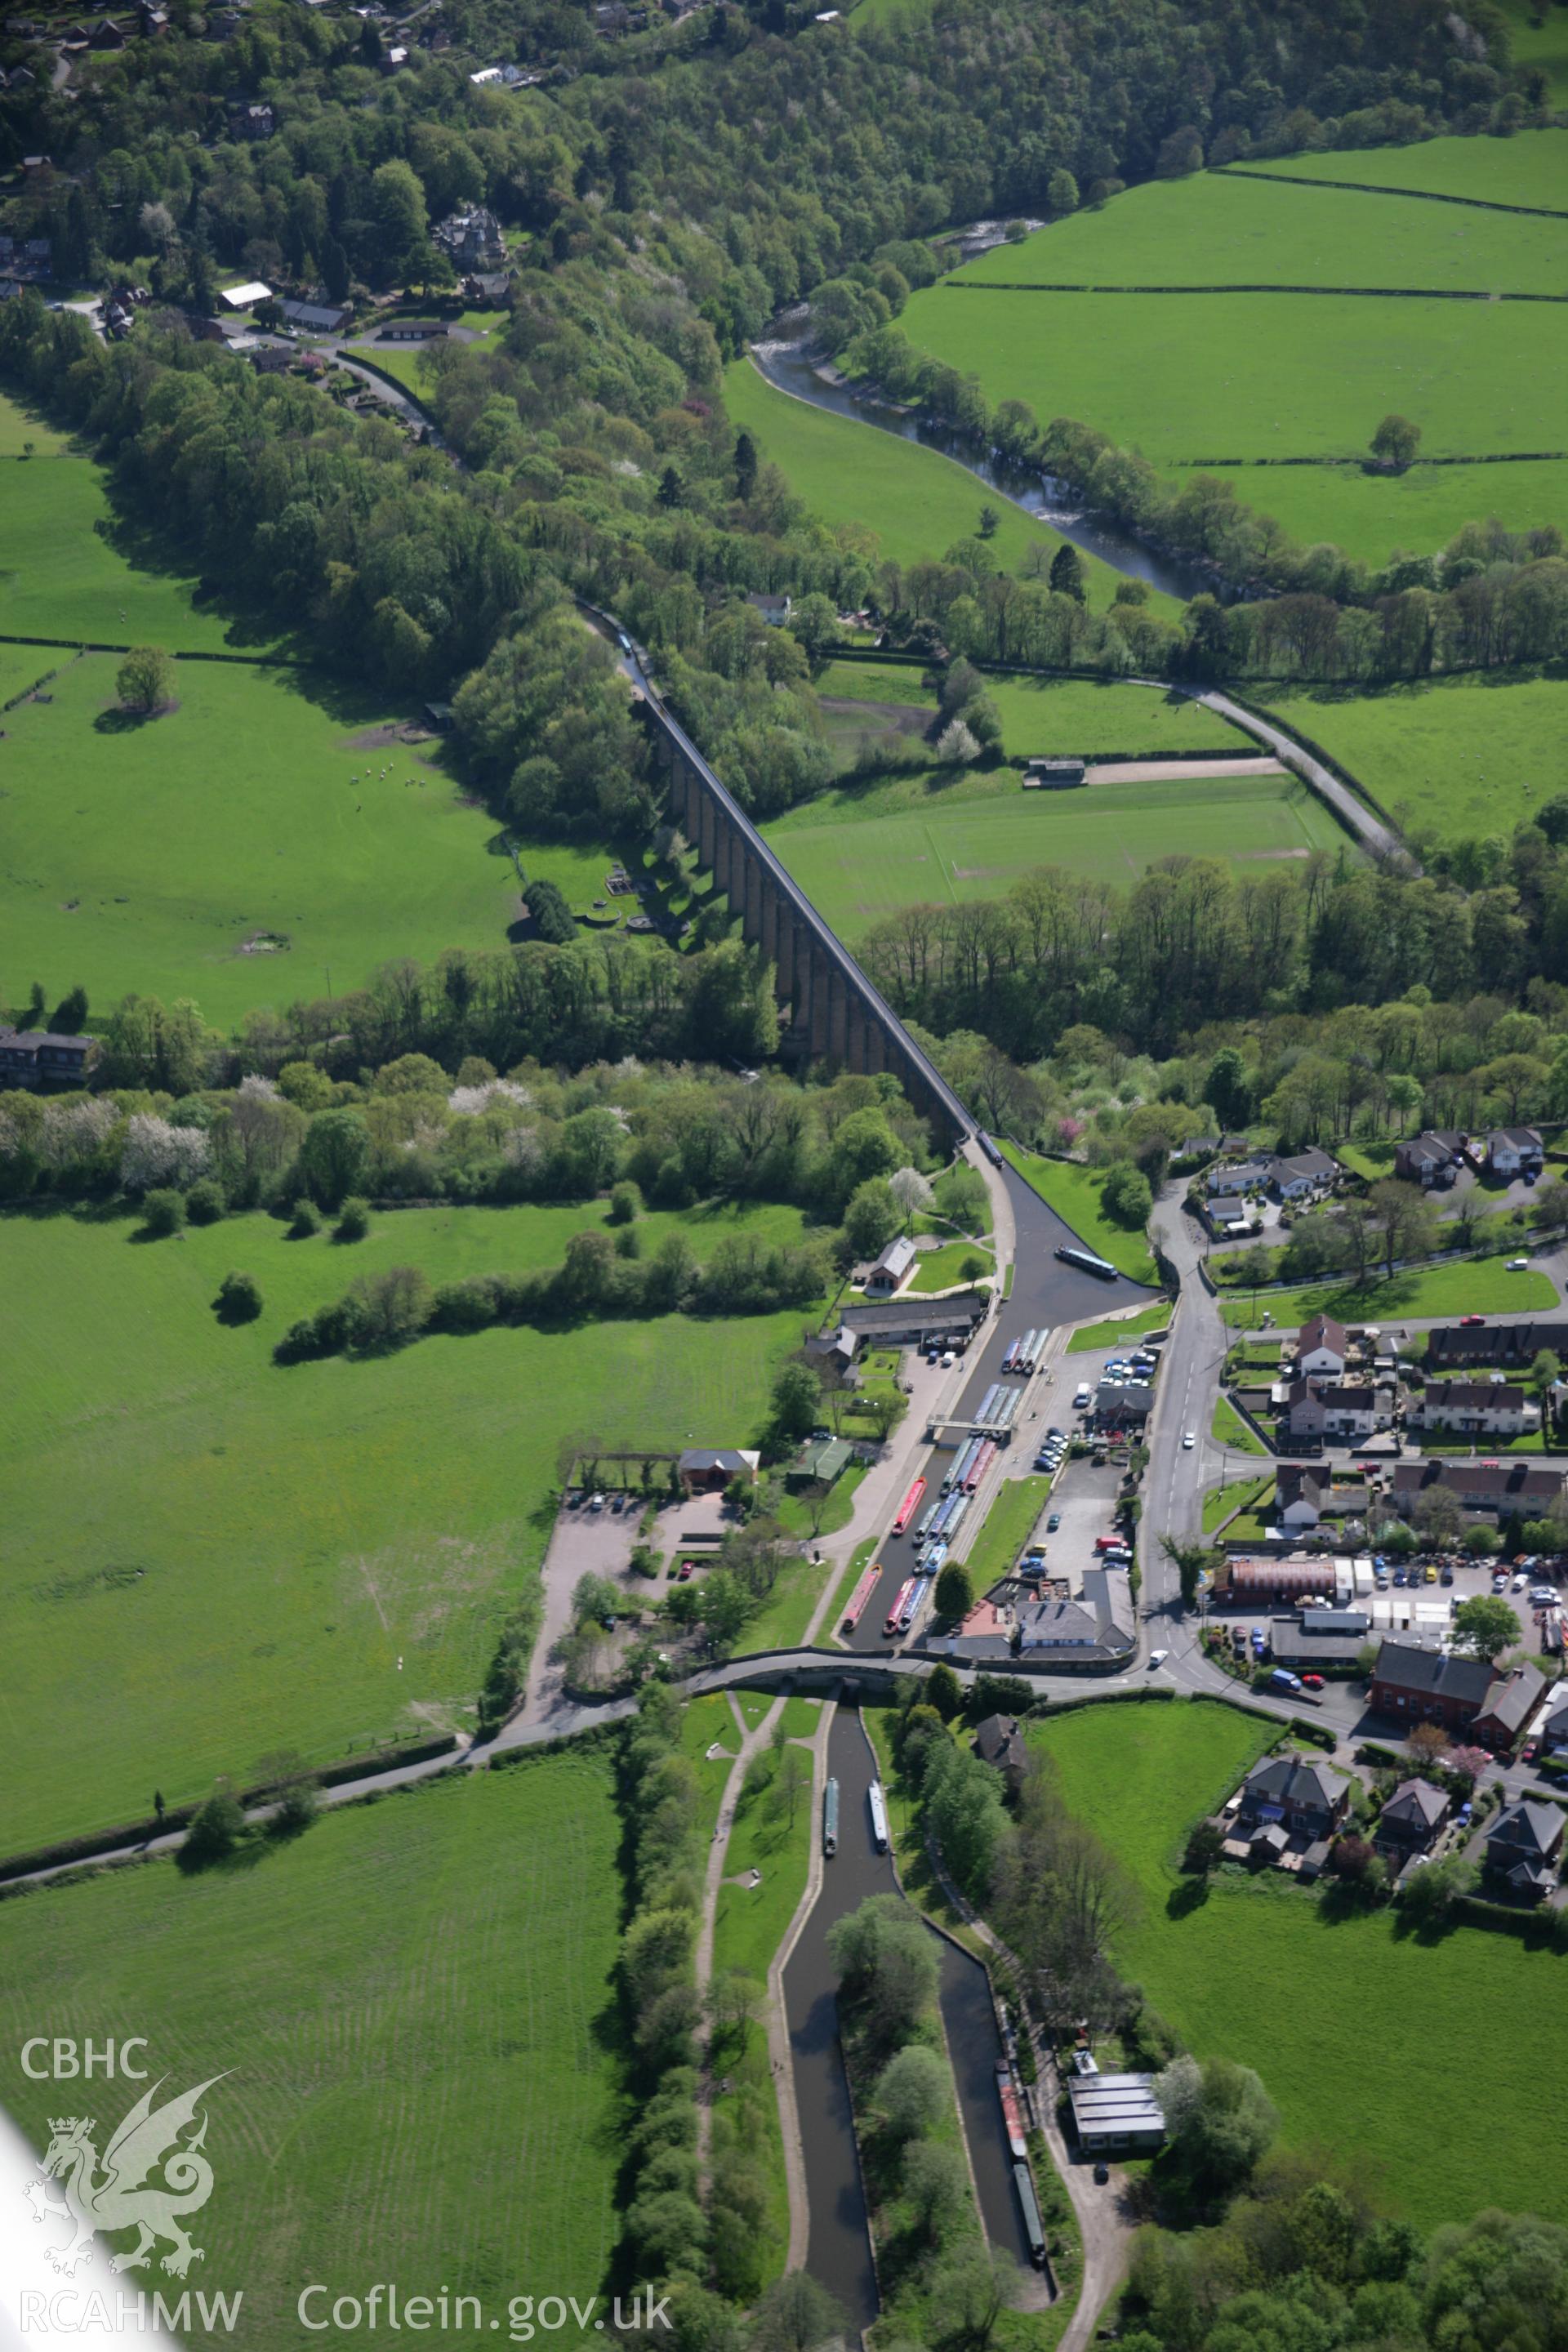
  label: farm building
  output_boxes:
[1022,757,1086,790]
[788,1435,853,1488]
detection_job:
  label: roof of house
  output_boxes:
[278,296,348,329]
[1245,1754,1350,1813]
[1490,1126,1543,1152]
[1401,1129,1462,1161]
[1420,1381,1529,1411]
[217,278,271,307]
[1268,1619,1369,1665]
[1475,1662,1546,1736]
[1275,1464,1325,1509]
[839,1290,988,1337]
[973,1713,1027,1768]
[868,1234,917,1282]
[1079,1565,1136,1649]
[1299,1314,1348,1355]
[1370,1640,1494,1708]
[1020,1597,1102,1646]
[0,1026,94,1054]
[1487,1799,1564,1858]
[1388,1459,1564,1508]
[1275,1148,1338,1182]
[1301,1607,1370,1636]
[1067,2074,1165,2138]
[677,1446,758,1477]
[1381,1778,1450,1832]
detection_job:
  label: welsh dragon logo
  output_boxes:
[24,2074,228,2279]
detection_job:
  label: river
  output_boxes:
[751,336,1218,604]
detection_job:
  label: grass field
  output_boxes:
[0,394,73,457]
[0,1752,626,2346]
[763,768,1352,929]
[0,651,621,1025]
[960,1472,1054,1586]
[1212,1394,1268,1456]
[1025,1699,1568,2231]
[956,167,1568,293]
[906,1236,994,1290]
[1174,455,1568,568]
[2,1200,812,1854]
[1067,1302,1171,1352]
[998,1147,1160,1285]
[1239,127,1568,212]
[1202,1472,1273,1534]
[723,356,1152,607]
[898,157,1568,566]
[1495,7,1568,108]
[1217,1257,1559,1329]
[1253,670,1568,848]
[898,281,1568,468]
[814,662,1248,759]
[0,452,261,651]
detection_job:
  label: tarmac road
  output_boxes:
[847,1161,1157,1653]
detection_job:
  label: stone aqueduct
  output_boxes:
[643,690,974,1147]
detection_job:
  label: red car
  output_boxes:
[1460,1314,1486,1327]
[676,1561,696,1582]
[1300,1673,1325,1691]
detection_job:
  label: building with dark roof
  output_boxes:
[1394,1129,1463,1186]
[1374,1777,1450,1860]
[971,1713,1029,1793]
[278,296,350,334]
[865,1234,917,1294]
[1368,1639,1496,1735]
[1472,1663,1547,1754]
[676,1446,760,1494]
[1485,1799,1564,1900]
[0,1027,96,1090]
[1298,1313,1348,1374]
[1241,1754,1351,1841]
[1388,1459,1566,1521]
[1407,1381,1539,1438]
[836,1291,988,1348]
[1426,1318,1568,1371]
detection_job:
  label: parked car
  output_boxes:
[1508,1257,1530,1271]
[1512,1572,1530,1592]
[1300,1673,1325,1690]
[1094,2163,1110,2185]
[1046,1512,1061,1532]
[1440,1565,1454,1585]
[1269,1667,1304,1694]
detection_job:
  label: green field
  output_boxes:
[1253,670,1568,847]
[906,1236,994,1290]
[1239,127,1568,212]
[2,1200,810,1854]
[0,1751,626,2347]
[960,1472,1054,1586]
[723,355,1153,606]
[764,768,1351,932]
[815,662,1248,757]
[1496,6,1568,108]
[1067,1301,1172,1352]
[1169,454,1568,568]
[999,1145,1160,1284]
[0,651,621,1025]
[956,167,1568,292]
[1218,1257,1559,1328]
[0,395,73,456]
[899,162,1568,567]
[1026,1699,1568,2231]
[898,281,1568,467]
[1211,1393,1267,1456]
[0,450,260,651]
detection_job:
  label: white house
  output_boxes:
[1486,1127,1544,1179]
[1206,1157,1272,1197]
[1407,1381,1540,1438]
[1270,1147,1339,1202]
[1283,1380,1380,1441]
[1297,1314,1348,1378]
[1274,1465,1325,1530]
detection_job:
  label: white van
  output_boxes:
[1073,1383,1092,1410]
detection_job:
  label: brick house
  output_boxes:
[1484,1800,1564,1900]
[971,1713,1029,1794]
[1368,1640,1494,1735]
[1472,1663,1546,1755]
[1241,1754,1351,1841]
[1372,1777,1450,1860]
[676,1447,759,1496]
